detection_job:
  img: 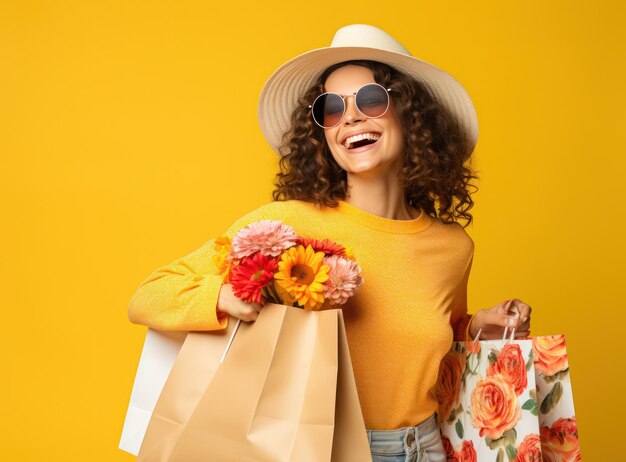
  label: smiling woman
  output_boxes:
[128,24,533,462]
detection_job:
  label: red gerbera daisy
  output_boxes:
[229,253,279,304]
[297,237,346,257]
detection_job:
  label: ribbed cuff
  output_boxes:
[202,279,229,331]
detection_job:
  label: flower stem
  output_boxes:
[261,287,273,304]
[265,282,282,304]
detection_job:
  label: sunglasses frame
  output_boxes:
[309,83,395,129]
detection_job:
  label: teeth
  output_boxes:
[344,132,380,149]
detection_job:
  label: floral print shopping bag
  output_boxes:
[435,335,581,461]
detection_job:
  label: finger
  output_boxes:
[237,304,259,322]
[504,299,532,329]
[508,302,520,317]
[491,301,511,323]
[496,299,514,316]
[517,314,530,329]
[512,301,532,323]
[487,307,518,328]
[497,314,519,332]
[517,314,530,328]
[504,309,520,328]
[511,312,529,329]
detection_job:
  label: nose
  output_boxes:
[342,95,363,125]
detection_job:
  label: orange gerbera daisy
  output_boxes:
[212,236,232,281]
[274,244,330,310]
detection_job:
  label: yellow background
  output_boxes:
[1,0,623,459]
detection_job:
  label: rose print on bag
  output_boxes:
[540,417,581,462]
[464,339,480,355]
[439,337,579,460]
[441,435,477,462]
[533,335,570,415]
[441,435,456,460]
[532,335,568,378]
[470,374,521,440]
[514,433,541,461]
[486,343,528,396]
[441,435,459,461]
[458,440,477,462]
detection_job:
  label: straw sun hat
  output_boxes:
[258,24,478,155]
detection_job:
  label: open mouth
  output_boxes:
[343,132,381,150]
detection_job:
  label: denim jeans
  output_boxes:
[367,414,446,462]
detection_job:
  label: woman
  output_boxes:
[128,24,532,462]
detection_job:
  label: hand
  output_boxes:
[469,299,532,340]
[216,283,265,322]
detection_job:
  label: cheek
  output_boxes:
[386,127,405,157]
[323,127,339,147]
[323,130,332,147]
[394,121,406,150]
[382,110,405,154]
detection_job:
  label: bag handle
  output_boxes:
[501,303,520,343]
[471,325,516,345]
[220,319,242,363]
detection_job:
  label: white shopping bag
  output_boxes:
[119,329,187,456]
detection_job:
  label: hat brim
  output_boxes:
[258,46,478,155]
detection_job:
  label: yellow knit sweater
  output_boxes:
[128,199,474,430]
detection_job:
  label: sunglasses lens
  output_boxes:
[356,84,389,118]
[312,93,344,128]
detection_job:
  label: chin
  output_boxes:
[343,162,383,175]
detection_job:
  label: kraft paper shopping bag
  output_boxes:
[133,319,237,460]
[138,303,371,462]
[331,311,373,462]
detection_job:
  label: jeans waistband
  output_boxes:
[366,414,440,455]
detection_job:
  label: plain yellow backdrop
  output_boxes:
[1,0,624,459]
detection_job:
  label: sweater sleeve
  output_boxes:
[450,254,474,342]
[127,238,228,331]
[127,203,278,331]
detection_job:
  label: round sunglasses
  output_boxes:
[309,83,395,129]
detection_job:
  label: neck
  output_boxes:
[343,168,419,220]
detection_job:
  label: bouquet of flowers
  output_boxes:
[211,220,364,310]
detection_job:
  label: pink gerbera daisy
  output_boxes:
[231,220,298,259]
[228,253,279,304]
[322,255,364,305]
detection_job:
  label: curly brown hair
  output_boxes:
[271,60,478,227]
